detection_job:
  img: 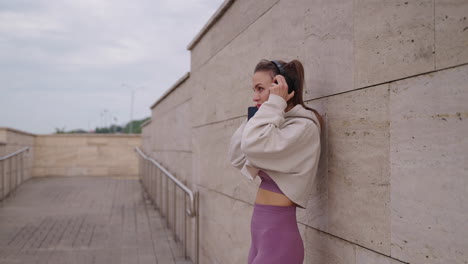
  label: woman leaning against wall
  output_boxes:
[228,59,323,264]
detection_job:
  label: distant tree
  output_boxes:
[68,129,88,134]
[123,117,150,134]
[55,116,150,134]
[93,116,149,134]
[95,127,111,134]
[55,127,66,134]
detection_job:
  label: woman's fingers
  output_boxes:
[273,75,286,89]
[270,75,292,101]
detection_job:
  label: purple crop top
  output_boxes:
[258,170,285,195]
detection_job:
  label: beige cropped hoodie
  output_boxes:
[228,94,321,209]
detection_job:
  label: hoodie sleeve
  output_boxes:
[240,94,319,173]
[228,118,261,180]
[228,118,248,170]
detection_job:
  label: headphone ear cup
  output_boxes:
[271,60,296,93]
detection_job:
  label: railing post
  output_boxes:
[161,172,165,218]
[165,175,169,228]
[8,157,12,197]
[195,191,199,264]
[140,157,143,184]
[173,176,176,240]
[19,152,23,186]
[146,159,154,196]
[150,162,154,202]
[0,160,4,200]
[145,159,148,196]
[159,168,162,212]
[15,154,18,191]
[184,181,187,260]
[143,158,146,188]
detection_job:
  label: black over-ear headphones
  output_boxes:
[270,60,296,94]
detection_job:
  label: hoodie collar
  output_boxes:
[285,104,320,131]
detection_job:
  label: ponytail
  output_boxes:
[284,60,324,134]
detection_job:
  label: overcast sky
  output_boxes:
[0,0,224,134]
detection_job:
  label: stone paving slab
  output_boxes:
[0,176,192,264]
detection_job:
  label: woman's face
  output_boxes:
[252,71,273,108]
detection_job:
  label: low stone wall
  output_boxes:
[33,134,141,177]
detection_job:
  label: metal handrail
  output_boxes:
[135,147,196,216]
[0,147,29,161]
[1,147,30,201]
[134,146,199,264]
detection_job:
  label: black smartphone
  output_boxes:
[248,106,258,120]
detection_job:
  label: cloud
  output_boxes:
[0,0,224,133]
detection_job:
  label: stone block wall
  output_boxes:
[33,134,141,177]
[142,0,468,263]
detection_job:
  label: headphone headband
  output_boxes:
[270,60,296,93]
[270,60,285,76]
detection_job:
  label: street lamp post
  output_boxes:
[122,84,145,134]
[130,89,134,133]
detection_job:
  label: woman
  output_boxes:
[228,59,323,264]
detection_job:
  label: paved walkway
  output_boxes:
[0,176,191,264]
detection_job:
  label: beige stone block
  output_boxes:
[190,27,212,71]
[54,148,78,166]
[326,84,391,254]
[8,131,35,145]
[302,0,354,100]
[389,65,468,264]
[34,146,75,167]
[304,226,356,264]
[96,145,135,166]
[435,0,468,69]
[105,137,129,146]
[66,166,89,176]
[151,151,191,184]
[32,167,46,177]
[125,137,141,147]
[190,0,278,70]
[192,117,259,205]
[152,101,191,152]
[354,0,434,88]
[197,185,252,264]
[87,137,109,146]
[37,136,86,146]
[0,129,6,142]
[270,0,306,61]
[32,145,50,164]
[88,167,109,176]
[297,98,329,231]
[108,165,131,176]
[191,10,274,127]
[47,167,67,176]
[151,79,191,114]
[355,246,403,264]
[75,146,100,168]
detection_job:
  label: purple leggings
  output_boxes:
[248,203,304,264]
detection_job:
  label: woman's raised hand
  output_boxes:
[269,75,295,102]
